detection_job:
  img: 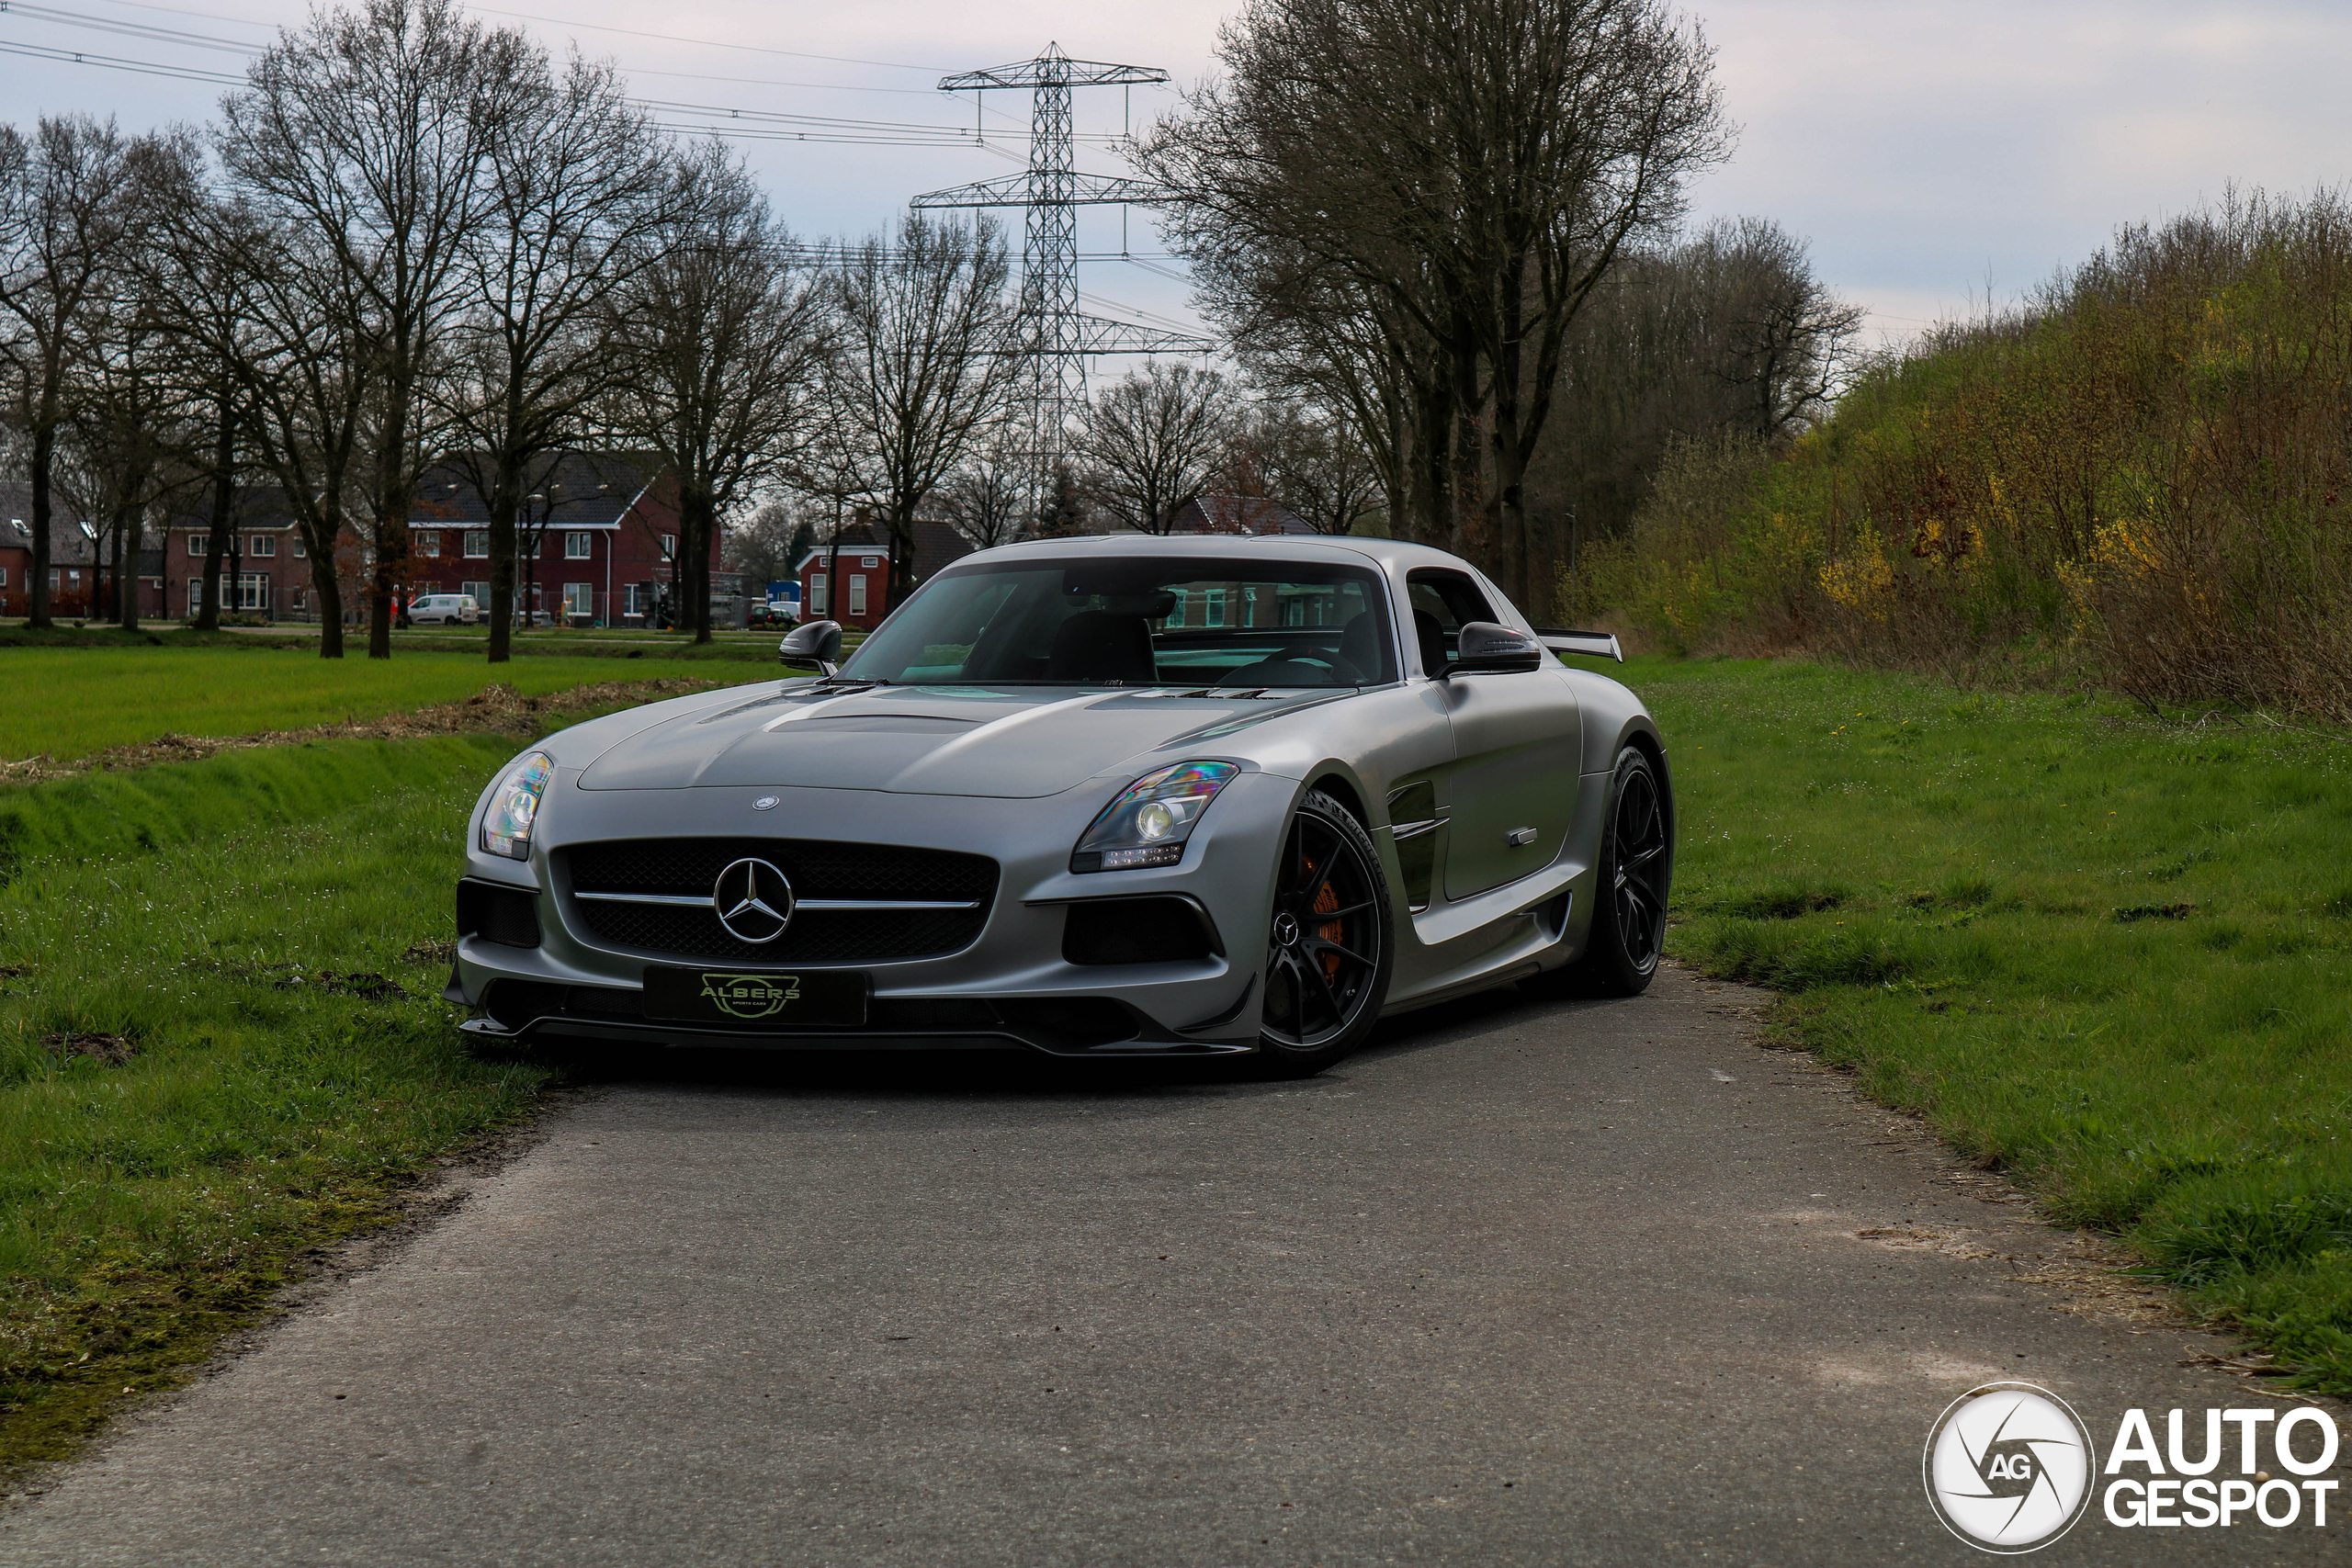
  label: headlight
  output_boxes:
[1070,761,1238,873]
[480,750,554,861]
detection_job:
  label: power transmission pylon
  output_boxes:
[913,42,1211,509]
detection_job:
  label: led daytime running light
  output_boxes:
[481,751,554,862]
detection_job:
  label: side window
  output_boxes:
[1404,569,1496,673]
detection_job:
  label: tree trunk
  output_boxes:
[682,487,715,644]
[488,467,517,664]
[307,521,345,658]
[197,401,235,632]
[28,424,54,629]
[117,513,141,632]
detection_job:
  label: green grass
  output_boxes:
[0,735,554,1475]
[0,644,763,761]
[1629,656,2352,1388]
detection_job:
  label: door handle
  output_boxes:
[1507,826,1538,847]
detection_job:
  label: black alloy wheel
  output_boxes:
[1256,790,1394,1077]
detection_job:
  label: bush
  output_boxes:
[1578,188,2352,717]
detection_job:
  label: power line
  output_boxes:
[462,5,950,73]
[0,34,239,79]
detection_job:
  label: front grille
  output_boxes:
[560,838,998,964]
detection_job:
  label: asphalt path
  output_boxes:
[4,965,2342,1566]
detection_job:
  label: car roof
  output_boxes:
[963,533,1469,573]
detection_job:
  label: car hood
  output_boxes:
[575,682,1340,797]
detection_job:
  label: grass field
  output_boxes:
[1632,657,2352,1388]
[0,644,770,761]
[0,734,554,1473]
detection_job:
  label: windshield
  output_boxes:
[840,556,1396,687]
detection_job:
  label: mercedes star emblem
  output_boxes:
[712,857,795,943]
[752,795,779,811]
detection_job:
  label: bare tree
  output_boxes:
[208,207,375,654]
[822,213,1018,602]
[1250,401,1383,535]
[440,48,672,660]
[724,497,808,592]
[222,0,532,658]
[937,423,1028,550]
[0,116,161,629]
[1141,0,1730,609]
[139,148,266,632]
[606,142,828,643]
[63,274,200,631]
[1076,361,1232,534]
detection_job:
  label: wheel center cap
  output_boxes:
[1272,911,1301,948]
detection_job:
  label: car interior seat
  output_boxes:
[1045,610,1158,684]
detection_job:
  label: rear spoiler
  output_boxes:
[1534,627,1623,663]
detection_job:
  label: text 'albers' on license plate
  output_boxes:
[642,966,870,1027]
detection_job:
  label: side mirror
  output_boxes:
[779,618,843,677]
[1442,621,1543,678]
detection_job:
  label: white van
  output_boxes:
[411,593,480,625]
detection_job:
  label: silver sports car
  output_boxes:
[449,536,1672,1077]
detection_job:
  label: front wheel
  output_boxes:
[1252,790,1395,1077]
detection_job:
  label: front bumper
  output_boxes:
[450,772,1292,1057]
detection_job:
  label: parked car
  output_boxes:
[747,600,798,629]
[412,593,480,626]
[450,536,1668,1079]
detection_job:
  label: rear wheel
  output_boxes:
[1252,791,1394,1077]
[1528,745,1671,998]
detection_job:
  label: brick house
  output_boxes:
[1,485,113,617]
[406,453,715,626]
[795,520,976,632]
[161,491,307,621]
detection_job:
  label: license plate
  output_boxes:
[642,966,870,1027]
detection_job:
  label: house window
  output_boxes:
[461,580,491,604]
[1165,590,1185,628]
[565,531,593,559]
[1206,589,1227,627]
[0,567,7,588]
[292,536,306,558]
[861,556,878,569]
[249,535,275,558]
[235,573,269,611]
[186,534,205,557]
[48,569,59,592]
[662,532,676,559]
[187,577,201,609]
[464,530,490,558]
[563,581,594,617]
[808,574,827,615]
[848,575,866,616]
[414,530,440,557]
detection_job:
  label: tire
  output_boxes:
[1529,744,1671,998]
[1250,790,1396,1077]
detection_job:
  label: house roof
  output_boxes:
[0,484,101,565]
[408,452,662,529]
[793,521,977,582]
[1166,494,1316,536]
[159,486,299,533]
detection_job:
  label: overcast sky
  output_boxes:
[4,0,2347,345]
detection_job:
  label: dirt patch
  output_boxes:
[0,678,726,783]
[40,1032,135,1066]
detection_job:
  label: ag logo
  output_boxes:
[698,973,801,1019]
[1925,1382,2097,1553]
